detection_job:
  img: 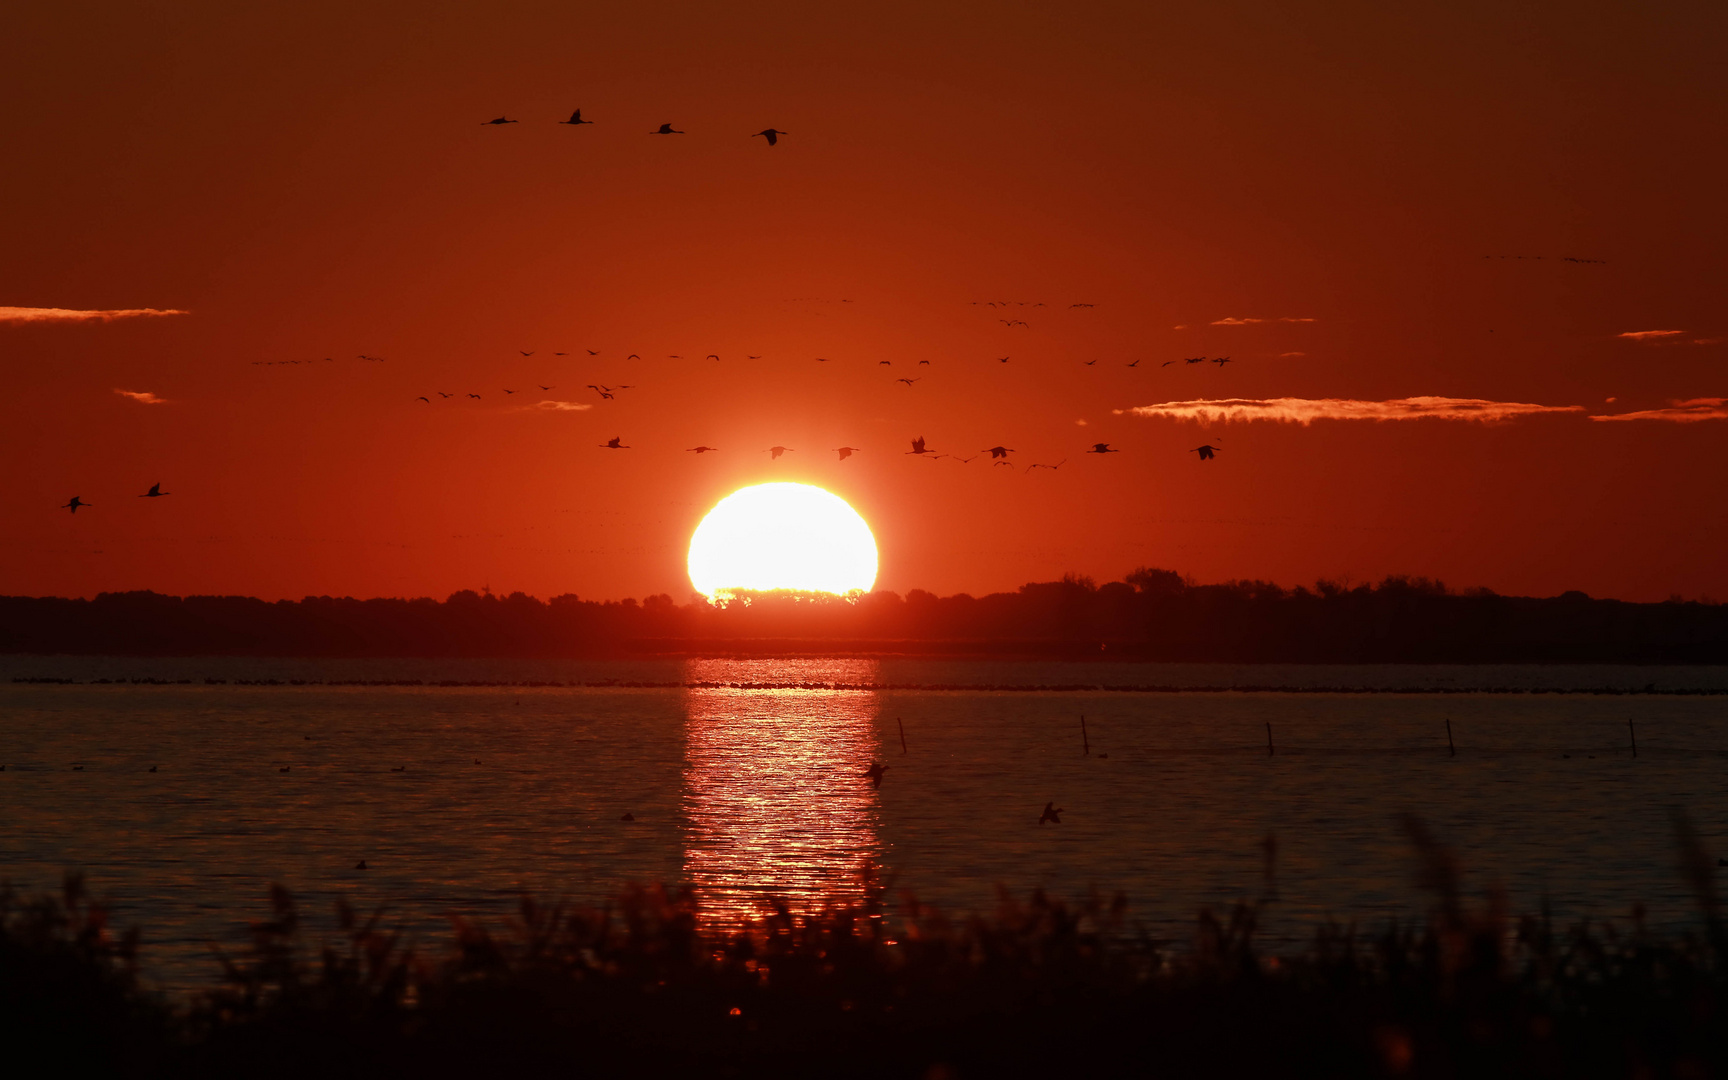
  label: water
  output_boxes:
[3,656,1727,992]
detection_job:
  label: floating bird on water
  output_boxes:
[148,765,156,772]
[834,447,861,460]
[766,446,793,459]
[621,812,636,822]
[139,483,170,498]
[355,860,368,870]
[1039,802,1064,825]
[481,116,517,125]
[863,761,888,788]
[1191,444,1222,461]
[279,766,289,773]
[687,446,719,454]
[907,436,933,455]
[1087,443,1120,454]
[984,446,1015,459]
[754,128,787,146]
[61,496,89,513]
[559,109,593,125]
[651,123,684,134]
[601,436,630,449]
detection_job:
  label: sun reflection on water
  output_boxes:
[682,659,884,927]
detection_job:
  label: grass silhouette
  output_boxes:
[7,816,1728,1077]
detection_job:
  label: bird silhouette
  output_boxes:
[863,761,888,788]
[766,446,793,459]
[1161,360,1177,367]
[1184,356,1207,365]
[626,353,641,360]
[1213,356,1232,366]
[520,350,534,357]
[61,496,89,513]
[834,447,861,460]
[748,354,763,359]
[706,354,720,361]
[814,357,832,362]
[997,356,1011,363]
[896,377,921,386]
[468,393,482,399]
[1039,802,1064,825]
[907,436,933,455]
[984,446,1015,459]
[587,349,601,355]
[601,436,630,449]
[559,109,594,125]
[416,396,430,403]
[621,812,636,822]
[538,385,554,391]
[1126,359,1142,368]
[651,123,684,134]
[355,860,368,870]
[139,483,170,498]
[1083,359,1098,366]
[687,446,719,454]
[502,388,516,394]
[1025,459,1067,472]
[482,116,517,125]
[919,359,931,365]
[437,392,453,398]
[1191,444,1222,460]
[879,360,892,365]
[1088,443,1120,454]
[755,128,787,146]
[588,385,614,400]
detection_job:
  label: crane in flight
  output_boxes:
[651,123,685,134]
[600,436,631,449]
[687,446,719,454]
[1191,444,1222,461]
[481,116,518,125]
[61,496,90,513]
[983,446,1015,459]
[906,436,933,456]
[1039,802,1064,825]
[834,447,862,460]
[559,109,593,126]
[1087,443,1120,454]
[766,446,793,460]
[755,128,788,146]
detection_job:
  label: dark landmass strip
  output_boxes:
[3,570,1726,662]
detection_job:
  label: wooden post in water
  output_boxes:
[1446,719,1456,757]
[897,717,908,756]
[1266,722,1274,757]
[1629,718,1637,759]
[1081,715,1090,757]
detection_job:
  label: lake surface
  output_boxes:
[4,656,1728,991]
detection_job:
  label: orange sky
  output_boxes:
[4,0,1725,603]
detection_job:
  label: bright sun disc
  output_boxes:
[688,483,878,599]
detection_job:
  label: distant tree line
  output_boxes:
[1,570,1725,661]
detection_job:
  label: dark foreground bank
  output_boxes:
[7,816,1728,1079]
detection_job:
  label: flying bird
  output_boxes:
[559,109,593,125]
[834,447,861,460]
[481,116,518,125]
[437,392,454,398]
[879,360,891,365]
[1184,356,1207,365]
[863,761,888,788]
[502,388,516,394]
[766,446,793,459]
[587,350,600,356]
[1087,443,1120,454]
[588,385,614,400]
[918,359,931,365]
[416,396,430,403]
[1161,360,1177,367]
[538,385,554,391]
[907,436,933,455]
[687,446,719,454]
[984,446,1015,459]
[1083,359,1098,366]
[1126,359,1142,368]
[61,496,89,513]
[706,354,720,361]
[1039,802,1064,825]
[600,436,630,449]
[626,353,641,360]
[468,393,482,399]
[754,128,787,146]
[1213,356,1232,366]
[998,356,1011,363]
[814,357,832,362]
[651,123,684,134]
[1025,459,1067,472]
[520,351,534,357]
[896,377,921,386]
[1191,444,1222,460]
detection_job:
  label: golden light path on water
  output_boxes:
[681,658,884,927]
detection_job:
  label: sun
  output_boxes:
[688,483,878,599]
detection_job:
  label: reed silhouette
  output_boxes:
[8,820,1728,1077]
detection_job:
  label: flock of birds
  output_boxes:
[581,435,1222,472]
[482,108,787,147]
